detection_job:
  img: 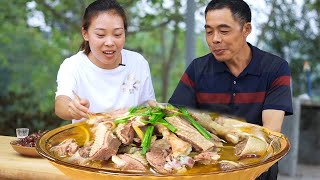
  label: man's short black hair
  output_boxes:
[205,0,251,27]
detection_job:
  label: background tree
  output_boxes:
[0,0,67,135]
[256,0,320,98]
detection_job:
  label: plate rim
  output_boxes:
[36,121,291,177]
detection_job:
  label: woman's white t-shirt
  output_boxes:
[55,49,156,123]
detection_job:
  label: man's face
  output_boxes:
[205,8,251,62]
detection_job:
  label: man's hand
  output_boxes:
[262,109,285,132]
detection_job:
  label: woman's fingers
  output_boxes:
[68,99,90,119]
[147,100,157,107]
[79,99,90,109]
[68,107,82,120]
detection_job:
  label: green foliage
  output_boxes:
[0,1,70,136]
[126,28,185,101]
[257,0,320,97]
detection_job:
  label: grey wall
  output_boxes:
[279,98,300,176]
[298,101,320,164]
[279,99,320,176]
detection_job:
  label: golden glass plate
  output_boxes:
[36,121,290,180]
[11,141,41,157]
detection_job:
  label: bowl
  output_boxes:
[10,141,41,157]
[36,120,290,180]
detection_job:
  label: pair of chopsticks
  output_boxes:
[72,90,81,101]
[72,90,93,118]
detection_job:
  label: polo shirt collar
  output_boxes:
[211,43,262,76]
[244,43,262,76]
[210,53,229,73]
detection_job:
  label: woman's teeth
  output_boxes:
[104,51,114,54]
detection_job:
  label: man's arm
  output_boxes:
[262,60,293,132]
[168,61,197,108]
[262,109,285,132]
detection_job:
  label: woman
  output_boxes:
[55,0,156,123]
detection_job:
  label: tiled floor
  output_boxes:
[278,164,320,180]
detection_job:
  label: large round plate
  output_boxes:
[36,121,290,180]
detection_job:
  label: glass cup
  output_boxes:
[16,128,29,139]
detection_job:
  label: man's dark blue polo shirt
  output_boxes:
[169,44,293,125]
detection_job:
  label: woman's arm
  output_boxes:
[55,95,90,120]
[55,95,74,120]
[262,109,285,132]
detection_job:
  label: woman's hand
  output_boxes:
[55,94,91,121]
[68,97,90,120]
[147,100,157,107]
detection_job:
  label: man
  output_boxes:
[169,0,293,179]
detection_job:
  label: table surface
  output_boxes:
[0,135,72,180]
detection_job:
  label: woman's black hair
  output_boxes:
[79,0,127,55]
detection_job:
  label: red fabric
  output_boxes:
[234,92,266,104]
[196,93,231,104]
[181,73,195,88]
[270,75,291,88]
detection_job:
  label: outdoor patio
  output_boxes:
[279,98,320,179]
[279,164,320,180]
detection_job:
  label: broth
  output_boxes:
[46,123,274,175]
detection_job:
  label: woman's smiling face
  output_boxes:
[82,11,125,69]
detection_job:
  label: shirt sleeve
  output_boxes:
[55,59,77,99]
[138,59,156,105]
[263,61,293,115]
[168,61,197,108]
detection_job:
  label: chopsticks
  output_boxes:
[72,90,93,118]
[72,90,81,101]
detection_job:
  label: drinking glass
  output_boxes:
[16,128,29,139]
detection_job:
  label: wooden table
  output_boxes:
[0,136,72,180]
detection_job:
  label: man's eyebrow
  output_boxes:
[218,24,231,28]
[204,24,231,29]
[204,24,211,29]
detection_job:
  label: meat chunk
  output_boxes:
[235,136,267,156]
[156,124,192,158]
[194,151,220,165]
[65,150,89,165]
[112,152,147,172]
[146,139,172,174]
[164,155,195,172]
[86,109,129,125]
[165,116,216,151]
[78,142,92,158]
[115,123,134,145]
[191,112,246,144]
[89,123,121,161]
[50,138,78,157]
[219,160,242,171]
